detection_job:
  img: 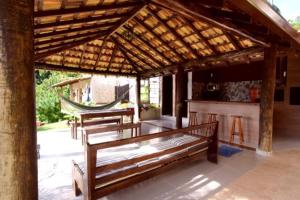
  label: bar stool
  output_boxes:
[206,113,218,136]
[189,111,198,126]
[207,113,218,123]
[189,111,198,134]
[230,115,244,144]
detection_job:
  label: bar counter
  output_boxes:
[187,100,259,149]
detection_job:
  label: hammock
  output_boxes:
[60,86,131,115]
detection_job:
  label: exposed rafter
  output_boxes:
[133,16,185,61]
[113,37,157,70]
[146,6,199,58]
[35,30,109,46]
[35,22,116,39]
[34,3,147,61]
[35,63,137,76]
[34,1,142,17]
[34,33,107,60]
[115,42,141,73]
[94,38,108,69]
[115,32,164,66]
[142,47,263,77]
[35,14,125,30]
[107,44,118,72]
[152,0,270,47]
[123,26,174,64]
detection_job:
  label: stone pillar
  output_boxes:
[176,66,184,128]
[258,46,277,155]
[0,0,37,199]
[136,75,141,120]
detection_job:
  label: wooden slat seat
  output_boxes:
[72,122,218,199]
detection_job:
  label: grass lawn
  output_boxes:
[37,120,69,132]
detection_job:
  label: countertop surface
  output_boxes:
[186,99,260,106]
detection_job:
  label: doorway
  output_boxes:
[162,75,173,116]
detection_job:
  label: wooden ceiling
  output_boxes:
[34,0,300,77]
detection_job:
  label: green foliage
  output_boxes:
[35,70,80,123]
[289,16,300,31]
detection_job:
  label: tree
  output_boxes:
[35,70,80,123]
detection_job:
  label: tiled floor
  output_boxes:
[38,119,300,200]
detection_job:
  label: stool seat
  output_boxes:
[230,116,244,145]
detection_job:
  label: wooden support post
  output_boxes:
[0,0,37,199]
[176,66,184,128]
[136,75,141,120]
[258,46,277,155]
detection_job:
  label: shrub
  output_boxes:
[35,70,79,123]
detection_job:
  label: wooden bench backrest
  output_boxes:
[84,122,141,135]
[83,122,218,199]
[80,108,134,120]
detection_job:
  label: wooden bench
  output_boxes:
[70,118,121,139]
[82,122,142,144]
[72,122,218,200]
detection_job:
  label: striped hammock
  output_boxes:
[60,87,131,115]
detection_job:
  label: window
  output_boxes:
[141,79,150,103]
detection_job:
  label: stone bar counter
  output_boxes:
[187,100,259,149]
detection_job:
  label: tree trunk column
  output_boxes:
[0,1,37,199]
[258,46,277,155]
[176,66,184,129]
[136,75,141,120]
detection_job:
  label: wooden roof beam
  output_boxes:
[34,30,109,46]
[185,18,219,55]
[94,38,108,69]
[107,44,118,72]
[35,63,137,76]
[79,44,87,68]
[34,3,146,61]
[227,0,300,48]
[146,7,199,59]
[133,17,185,61]
[142,46,263,77]
[115,41,141,73]
[113,37,158,70]
[115,32,164,66]
[34,13,126,30]
[123,26,174,64]
[34,22,117,39]
[34,1,143,17]
[152,0,270,47]
[34,33,107,60]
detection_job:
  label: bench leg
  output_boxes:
[72,180,81,196]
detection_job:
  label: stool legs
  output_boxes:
[230,118,236,143]
[237,118,244,144]
[206,114,217,136]
[189,112,198,134]
[230,117,244,145]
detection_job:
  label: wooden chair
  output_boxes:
[230,115,244,144]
